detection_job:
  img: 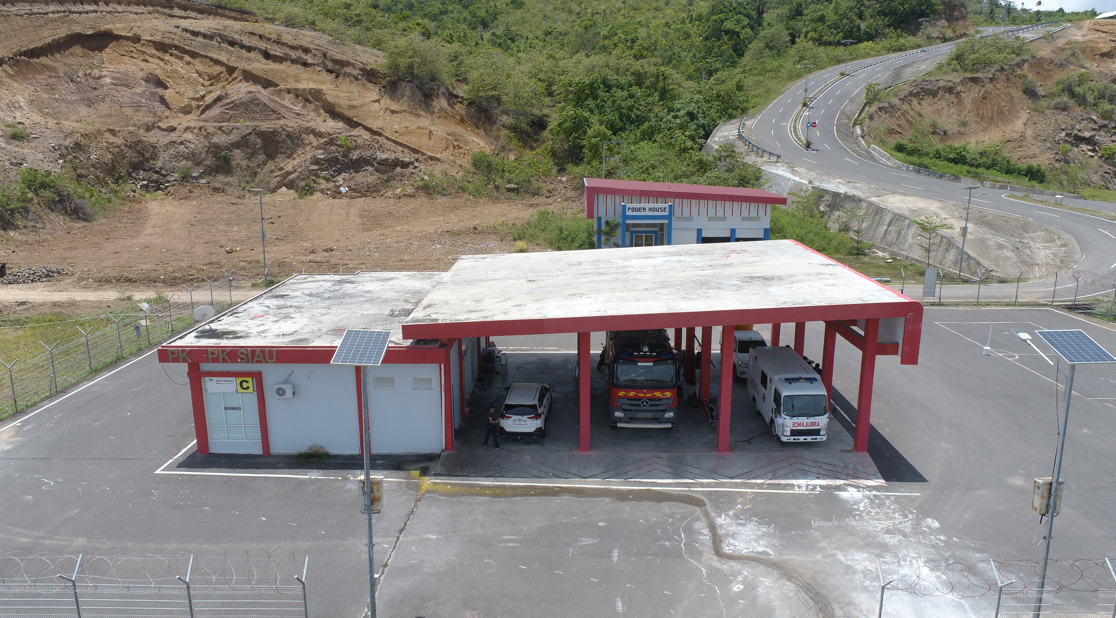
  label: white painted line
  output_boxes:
[844,157,859,165]
[155,438,358,480]
[901,184,924,190]
[889,171,911,177]
[430,479,865,494]
[971,198,990,203]
[0,348,159,431]
[1099,228,1115,239]
[821,144,828,149]
[1111,261,1116,269]
[802,158,818,164]
[828,99,833,105]
[1035,211,1060,217]
[778,107,783,114]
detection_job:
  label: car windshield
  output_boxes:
[737,341,760,354]
[782,395,827,418]
[503,404,538,416]
[612,359,677,388]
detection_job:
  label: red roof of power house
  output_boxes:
[583,178,787,218]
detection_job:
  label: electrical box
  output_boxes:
[363,475,383,514]
[1032,477,1064,516]
[273,382,295,399]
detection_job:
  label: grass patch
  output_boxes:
[1080,187,1116,203]
[6,125,29,141]
[837,255,925,286]
[507,208,593,251]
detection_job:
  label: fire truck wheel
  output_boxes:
[609,421,618,429]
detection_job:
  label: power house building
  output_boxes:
[584,178,785,247]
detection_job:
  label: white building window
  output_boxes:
[412,376,435,390]
[373,377,396,390]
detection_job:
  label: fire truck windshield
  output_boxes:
[612,359,677,388]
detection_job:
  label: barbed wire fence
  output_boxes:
[876,557,1116,617]
[0,549,309,617]
[0,272,255,422]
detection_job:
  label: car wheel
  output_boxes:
[732,363,741,382]
[752,397,760,415]
[538,428,547,439]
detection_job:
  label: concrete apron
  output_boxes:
[435,351,882,486]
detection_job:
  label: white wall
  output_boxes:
[363,363,443,454]
[200,362,360,455]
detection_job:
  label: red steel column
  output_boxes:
[476,336,482,368]
[456,339,465,426]
[821,323,837,404]
[770,323,781,347]
[578,332,591,452]
[854,319,879,453]
[443,344,454,452]
[716,323,734,453]
[700,326,713,401]
[684,327,696,382]
[793,322,806,355]
[186,362,209,455]
[673,328,683,353]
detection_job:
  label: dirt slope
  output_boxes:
[0,0,493,194]
[863,21,1116,188]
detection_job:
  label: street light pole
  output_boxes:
[958,186,980,278]
[919,17,931,48]
[1033,362,1074,617]
[248,188,271,286]
[797,64,814,149]
[841,40,855,73]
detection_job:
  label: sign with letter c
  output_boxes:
[236,377,255,393]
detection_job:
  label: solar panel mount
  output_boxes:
[330,329,392,366]
[1035,329,1116,365]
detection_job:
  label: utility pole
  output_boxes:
[248,188,271,286]
[958,186,981,278]
[797,65,814,148]
[919,17,931,48]
[841,40,855,73]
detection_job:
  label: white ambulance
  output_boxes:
[746,346,829,442]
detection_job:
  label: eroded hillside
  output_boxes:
[863,21,1116,189]
[0,0,493,195]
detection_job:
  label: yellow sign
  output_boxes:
[236,377,255,393]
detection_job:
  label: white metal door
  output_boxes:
[204,378,263,454]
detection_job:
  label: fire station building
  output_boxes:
[584,178,785,247]
[158,240,924,458]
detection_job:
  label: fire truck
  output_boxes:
[598,330,683,428]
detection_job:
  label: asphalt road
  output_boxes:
[747,25,1116,301]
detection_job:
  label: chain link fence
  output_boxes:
[877,557,1116,617]
[0,550,309,618]
[0,275,250,422]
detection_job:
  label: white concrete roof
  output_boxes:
[1096,10,1116,19]
[402,240,919,339]
[174,272,443,348]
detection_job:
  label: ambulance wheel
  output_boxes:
[752,397,760,415]
[769,420,778,438]
[732,363,742,383]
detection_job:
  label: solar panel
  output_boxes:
[1035,330,1116,365]
[330,329,392,366]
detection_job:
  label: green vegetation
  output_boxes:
[0,167,118,228]
[338,134,352,150]
[176,165,193,181]
[933,33,1031,74]
[1053,71,1116,121]
[769,188,852,257]
[893,139,1046,182]
[5,124,29,141]
[508,208,594,251]
[198,0,946,188]
[965,0,1095,26]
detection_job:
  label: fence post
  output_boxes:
[976,268,983,305]
[77,326,93,374]
[877,558,894,618]
[204,276,216,307]
[1072,274,1083,309]
[183,284,198,313]
[991,560,1015,618]
[1107,285,1116,322]
[56,553,82,618]
[296,556,309,618]
[900,269,906,295]
[153,309,163,343]
[0,358,18,416]
[166,294,177,337]
[176,555,195,618]
[1016,271,1023,306]
[937,269,943,306]
[1051,272,1059,305]
[40,341,59,395]
[222,269,235,304]
[108,315,123,359]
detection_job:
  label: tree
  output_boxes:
[598,219,621,247]
[837,204,873,256]
[914,215,954,268]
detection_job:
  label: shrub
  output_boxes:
[937,34,1031,74]
[176,165,193,181]
[384,34,449,85]
[1021,77,1041,99]
[510,208,593,251]
[338,135,351,150]
[770,189,853,257]
[1101,145,1116,162]
[6,125,29,141]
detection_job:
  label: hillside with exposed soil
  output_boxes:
[862,21,1116,190]
[0,0,493,195]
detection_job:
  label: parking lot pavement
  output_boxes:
[3,308,1115,617]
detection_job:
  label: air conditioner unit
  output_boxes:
[274,383,295,399]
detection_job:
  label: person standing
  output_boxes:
[483,405,501,449]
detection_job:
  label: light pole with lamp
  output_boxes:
[248,188,271,286]
[841,40,855,73]
[797,65,814,149]
[958,185,982,278]
[1013,329,1116,618]
[918,17,931,48]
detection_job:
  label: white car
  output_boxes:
[499,383,552,438]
